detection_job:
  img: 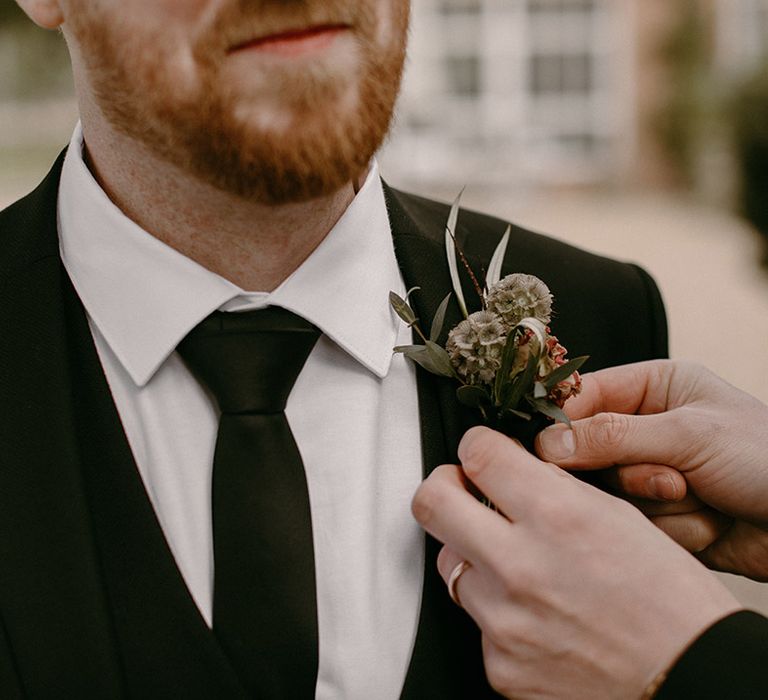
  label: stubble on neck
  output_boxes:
[82,113,357,293]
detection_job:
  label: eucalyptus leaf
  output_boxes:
[528,398,572,426]
[445,189,468,319]
[502,350,539,412]
[425,340,458,378]
[486,225,511,290]
[498,380,513,406]
[456,384,491,409]
[393,344,425,354]
[543,356,590,389]
[397,345,427,359]
[398,345,442,376]
[398,342,456,378]
[506,408,532,421]
[389,290,418,326]
[494,325,520,402]
[429,293,452,343]
[413,352,453,378]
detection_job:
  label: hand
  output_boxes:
[412,427,741,700]
[536,360,768,581]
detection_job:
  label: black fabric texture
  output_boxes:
[657,610,768,699]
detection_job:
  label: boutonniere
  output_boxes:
[389,193,587,440]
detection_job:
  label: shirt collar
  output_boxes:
[58,123,403,387]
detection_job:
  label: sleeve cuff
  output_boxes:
[655,610,768,699]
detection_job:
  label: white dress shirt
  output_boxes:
[57,123,424,700]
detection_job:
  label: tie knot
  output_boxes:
[177,308,320,414]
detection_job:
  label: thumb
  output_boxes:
[535,411,688,471]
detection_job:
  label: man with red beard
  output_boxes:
[1,1,667,698]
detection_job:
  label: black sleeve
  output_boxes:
[656,610,768,700]
[630,264,668,360]
[0,613,23,699]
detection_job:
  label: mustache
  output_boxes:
[198,0,373,54]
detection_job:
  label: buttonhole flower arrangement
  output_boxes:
[389,193,588,437]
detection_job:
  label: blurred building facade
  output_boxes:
[714,0,768,76]
[382,0,768,191]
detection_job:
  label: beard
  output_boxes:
[66,0,409,204]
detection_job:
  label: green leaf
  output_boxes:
[494,326,520,403]
[398,345,433,371]
[498,380,513,406]
[456,384,491,409]
[508,409,532,420]
[429,293,452,343]
[486,225,511,290]
[528,398,572,426]
[425,340,458,378]
[542,356,590,390]
[398,342,456,378]
[444,189,469,319]
[502,350,539,412]
[393,344,424,354]
[389,290,418,326]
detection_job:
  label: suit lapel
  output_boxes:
[0,158,124,697]
[384,185,499,699]
[384,183,486,468]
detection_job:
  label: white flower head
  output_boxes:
[486,273,553,327]
[446,310,507,384]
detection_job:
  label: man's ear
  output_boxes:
[15,0,64,30]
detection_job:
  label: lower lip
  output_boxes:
[233,25,349,58]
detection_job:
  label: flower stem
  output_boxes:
[410,322,428,344]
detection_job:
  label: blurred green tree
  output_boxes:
[654,0,711,188]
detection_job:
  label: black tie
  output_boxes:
[177,307,320,698]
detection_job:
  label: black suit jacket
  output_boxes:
[0,154,668,699]
[657,610,768,699]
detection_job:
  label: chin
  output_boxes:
[232,83,359,137]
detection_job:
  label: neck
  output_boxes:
[80,120,357,293]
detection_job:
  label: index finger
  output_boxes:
[412,462,514,569]
[565,360,679,421]
[457,426,577,519]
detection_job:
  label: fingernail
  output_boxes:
[538,427,574,460]
[649,474,679,501]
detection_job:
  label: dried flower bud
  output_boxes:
[446,310,507,384]
[541,334,582,407]
[509,328,536,376]
[549,371,583,407]
[538,335,567,376]
[486,273,553,326]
